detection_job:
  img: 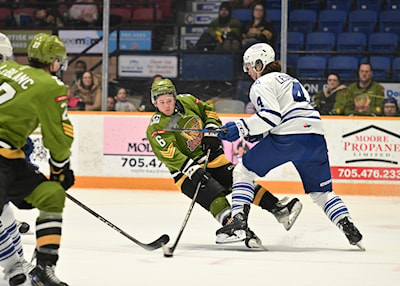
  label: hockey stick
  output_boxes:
[66,193,169,251]
[163,127,228,133]
[163,149,211,257]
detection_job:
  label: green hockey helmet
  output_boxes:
[151,78,177,105]
[28,33,68,71]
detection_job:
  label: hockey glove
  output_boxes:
[201,125,222,153]
[49,159,75,190]
[186,165,211,190]
[218,119,249,142]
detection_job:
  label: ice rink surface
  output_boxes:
[3,188,400,286]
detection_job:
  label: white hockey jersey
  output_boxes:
[244,72,325,136]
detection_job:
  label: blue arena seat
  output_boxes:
[287,32,305,50]
[287,32,305,74]
[289,9,317,35]
[356,0,382,13]
[379,10,400,38]
[392,57,400,80]
[296,56,327,78]
[266,9,282,33]
[232,8,252,25]
[328,56,359,79]
[348,10,378,36]
[336,32,367,60]
[318,9,347,36]
[306,32,335,51]
[337,32,367,51]
[326,0,353,13]
[387,0,400,10]
[368,32,398,55]
[181,53,234,81]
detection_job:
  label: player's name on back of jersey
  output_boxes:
[0,64,34,89]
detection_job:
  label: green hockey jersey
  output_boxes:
[146,94,221,178]
[0,61,73,162]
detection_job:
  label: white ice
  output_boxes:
[2,189,400,286]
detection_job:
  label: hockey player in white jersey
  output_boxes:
[216,43,364,250]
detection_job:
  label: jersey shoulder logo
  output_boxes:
[150,114,161,125]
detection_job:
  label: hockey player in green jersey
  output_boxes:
[0,31,36,286]
[146,78,302,248]
[0,33,74,286]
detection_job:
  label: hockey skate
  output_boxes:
[216,212,247,244]
[22,259,36,281]
[271,198,302,231]
[3,261,27,286]
[31,262,68,286]
[338,217,365,250]
[244,228,263,249]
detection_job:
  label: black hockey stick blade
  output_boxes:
[66,193,169,251]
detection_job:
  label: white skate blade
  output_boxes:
[279,201,302,231]
[216,230,246,244]
[246,238,266,249]
[355,241,366,251]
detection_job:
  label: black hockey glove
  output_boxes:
[186,165,211,189]
[201,127,222,153]
[49,159,75,190]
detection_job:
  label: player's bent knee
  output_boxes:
[24,181,66,213]
[233,163,256,183]
[309,191,335,208]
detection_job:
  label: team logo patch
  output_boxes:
[181,117,203,151]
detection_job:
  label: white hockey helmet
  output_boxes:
[0,32,13,62]
[243,43,275,73]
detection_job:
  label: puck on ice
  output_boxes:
[164,253,173,258]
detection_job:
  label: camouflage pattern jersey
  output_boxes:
[0,60,73,161]
[146,94,221,181]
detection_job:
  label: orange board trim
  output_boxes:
[74,176,400,196]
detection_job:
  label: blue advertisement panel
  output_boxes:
[59,30,152,54]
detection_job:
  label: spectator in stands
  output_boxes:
[241,2,275,50]
[195,1,242,51]
[34,7,64,28]
[312,73,347,115]
[383,97,400,116]
[68,0,99,27]
[139,74,163,112]
[73,71,102,111]
[334,63,385,116]
[71,60,87,86]
[114,87,137,112]
[107,96,116,111]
